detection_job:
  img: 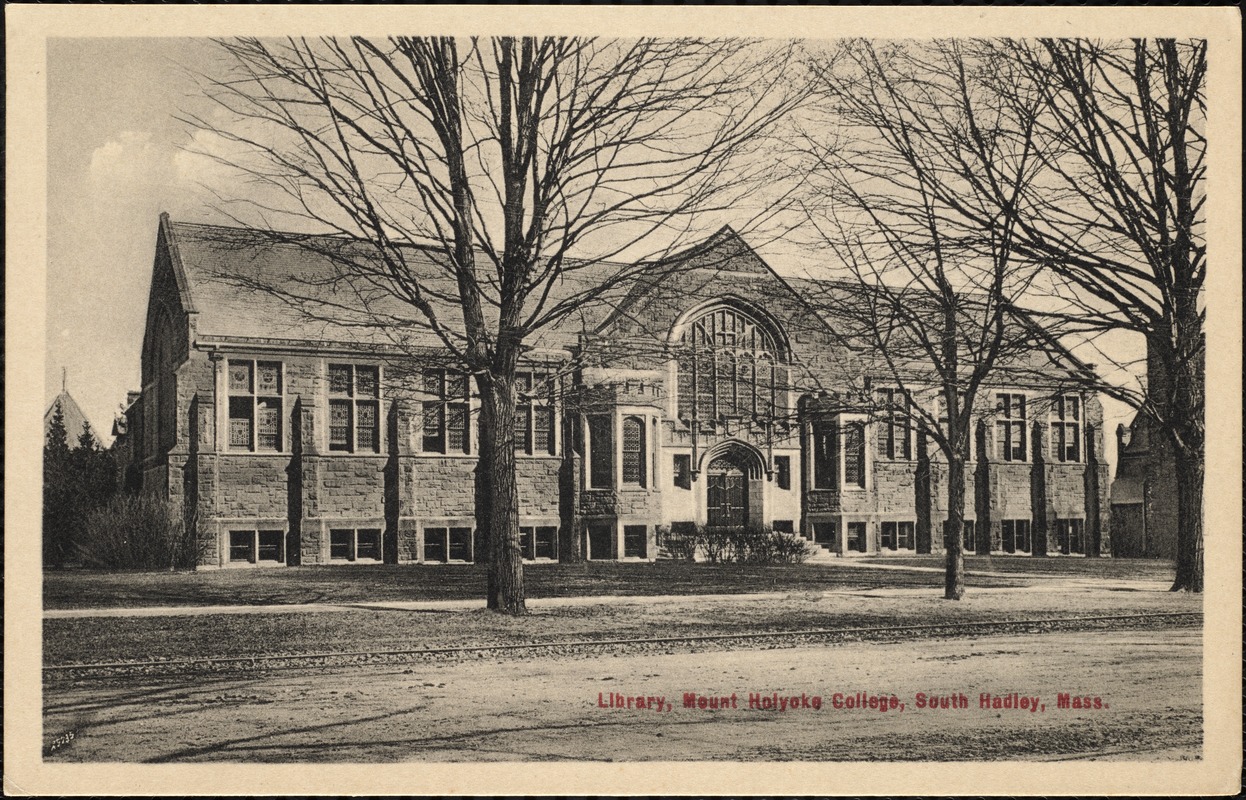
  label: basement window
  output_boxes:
[1055,518,1085,555]
[846,521,867,553]
[329,528,382,562]
[520,526,558,561]
[424,526,473,563]
[623,525,648,559]
[229,529,285,564]
[881,521,915,551]
[1002,519,1031,554]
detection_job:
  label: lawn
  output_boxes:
[880,554,1176,580]
[44,583,1201,667]
[43,559,1043,610]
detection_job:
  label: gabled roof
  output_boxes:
[44,391,100,446]
[162,217,632,354]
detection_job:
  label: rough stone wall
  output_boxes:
[157,229,1118,566]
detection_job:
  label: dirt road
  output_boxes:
[44,627,1199,762]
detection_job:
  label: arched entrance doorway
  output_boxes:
[706,455,748,528]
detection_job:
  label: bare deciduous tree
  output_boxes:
[929,39,1206,592]
[798,40,1062,599]
[185,36,807,613]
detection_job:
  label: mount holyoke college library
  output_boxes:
[113,214,1111,569]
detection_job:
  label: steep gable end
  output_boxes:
[140,214,196,385]
[595,226,835,350]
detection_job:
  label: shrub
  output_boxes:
[771,531,815,564]
[655,525,698,561]
[76,494,202,570]
[658,524,816,565]
[700,526,736,563]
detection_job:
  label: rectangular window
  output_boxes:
[228,360,283,452]
[996,393,1027,462]
[673,454,692,490]
[448,527,473,561]
[943,519,975,551]
[328,364,381,453]
[847,521,867,553]
[229,396,254,449]
[812,422,837,490]
[331,529,354,560]
[257,530,284,562]
[1055,518,1084,555]
[329,400,352,451]
[355,529,381,561]
[587,522,614,560]
[230,529,285,564]
[621,417,646,486]
[229,530,255,563]
[330,528,381,562]
[423,527,447,563]
[876,388,912,460]
[519,525,558,561]
[587,415,612,489]
[898,521,914,550]
[772,520,795,533]
[843,422,866,488]
[881,521,915,551]
[1050,395,1081,463]
[422,369,469,454]
[515,372,556,456]
[422,527,473,563]
[623,525,648,559]
[775,456,791,490]
[1002,519,1031,554]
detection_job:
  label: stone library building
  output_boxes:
[114,214,1110,568]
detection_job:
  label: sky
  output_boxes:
[46,38,227,438]
[44,36,1139,471]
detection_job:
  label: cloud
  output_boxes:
[88,131,175,187]
[171,129,253,192]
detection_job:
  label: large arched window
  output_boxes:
[676,305,785,421]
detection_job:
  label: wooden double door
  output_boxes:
[706,456,748,528]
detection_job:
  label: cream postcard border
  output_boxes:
[5,5,1241,796]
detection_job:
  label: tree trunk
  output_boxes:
[1170,440,1204,592]
[915,431,932,554]
[477,372,526,615]
[1083,422,1102,557]
[944,455,966,600]
[974,420,992,555]
[1030,420,1048,557]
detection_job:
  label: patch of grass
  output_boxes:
[880,555,1176,581]
[43,588,1201,667]
[44,561,1029,610]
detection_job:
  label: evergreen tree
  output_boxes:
[43,403,74,567]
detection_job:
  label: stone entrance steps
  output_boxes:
[804,539,838,561]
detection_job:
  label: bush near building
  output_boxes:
[76,494,203,571]
[657,525,813,564]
